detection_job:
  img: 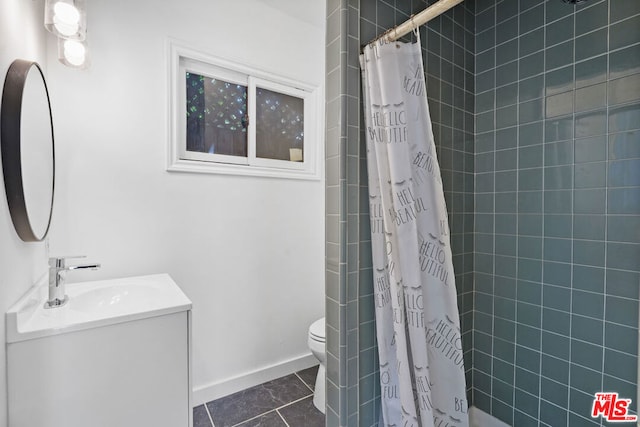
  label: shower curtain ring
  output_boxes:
[413,18,420,44]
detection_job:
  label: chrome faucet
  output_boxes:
[46,256,101,309]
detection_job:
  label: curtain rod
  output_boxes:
[370,0,464,45]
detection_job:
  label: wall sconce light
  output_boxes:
[44,0,89,68]
[57,38,89,69]
[44,0,86,40]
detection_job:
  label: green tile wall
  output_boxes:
[473,0,640,426]
[327,0,639,426]
[326,0,475,425]
[325,0,361,426]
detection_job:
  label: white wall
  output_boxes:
[44,0,325,404]
[0,1,49,425]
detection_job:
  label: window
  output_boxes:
[185,72,248,160]
[168,42,321,179]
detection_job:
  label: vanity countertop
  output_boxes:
[6,273,192,343]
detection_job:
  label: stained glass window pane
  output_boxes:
[255,87,304,162]
[186,72,247,157]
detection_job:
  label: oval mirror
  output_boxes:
[1,59,55,242]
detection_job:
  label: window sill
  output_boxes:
[167,158,321,181]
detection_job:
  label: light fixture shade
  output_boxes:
[57,38,90,69]
[44,0,86,40]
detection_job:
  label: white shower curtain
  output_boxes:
[360,37,469,427]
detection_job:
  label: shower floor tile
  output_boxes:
[193,365,323,427]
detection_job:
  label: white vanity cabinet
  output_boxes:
[6,274,192,427]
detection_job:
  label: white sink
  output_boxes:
[6,273,192,427]
[71,282,164,313]
[6,273,192,343]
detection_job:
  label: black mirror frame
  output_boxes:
[1,59,55,242]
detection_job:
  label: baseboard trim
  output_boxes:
[192,353,317,406]
[469,406,511,427]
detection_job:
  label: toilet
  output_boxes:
[307,317,326,413]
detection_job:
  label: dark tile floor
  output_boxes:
[193,366,324,427]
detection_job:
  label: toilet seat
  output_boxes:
[309,318,325,342]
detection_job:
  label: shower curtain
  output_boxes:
[360,37,469,427]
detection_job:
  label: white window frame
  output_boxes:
[167,41,322,180]
[179,59,249,167]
